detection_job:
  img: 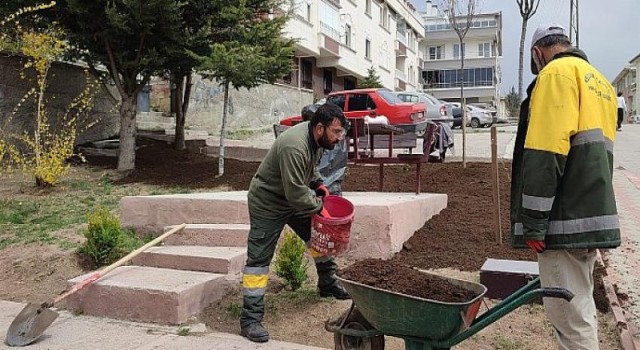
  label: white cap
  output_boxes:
[530,23,568,49]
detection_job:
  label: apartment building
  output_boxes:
[420,1,502,107]
[612,53,639,121]
[282,0,425,98]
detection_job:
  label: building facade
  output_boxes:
[420,1,502,107]
[612,53,639,122]
[281,0,425,99]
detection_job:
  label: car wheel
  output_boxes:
[470,118,480,128]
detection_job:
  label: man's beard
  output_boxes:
[319,132,336,150]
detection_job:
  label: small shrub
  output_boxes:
[79,208,141,267]
[274,227,309,291]
[176,327,190,336]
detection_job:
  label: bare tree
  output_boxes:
[444,0,478,168]
[516,0,540,99]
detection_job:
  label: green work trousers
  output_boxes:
[239,210,338,327]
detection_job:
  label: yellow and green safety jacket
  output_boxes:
[511,48,621,249]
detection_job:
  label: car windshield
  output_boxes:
[422,94,440,105]
[378,89,402,104]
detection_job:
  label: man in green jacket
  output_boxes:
[511,24,620,349]
[240,103,350,343]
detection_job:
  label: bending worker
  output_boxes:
[240,103,351,343]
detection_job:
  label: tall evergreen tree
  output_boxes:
[505,86,521,119]
[358,66,383,88]
[191,0,295,176]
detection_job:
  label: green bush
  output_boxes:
[79,208,141,267]
[274,227,309,291]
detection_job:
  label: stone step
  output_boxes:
[121,191,448,259]
[132,246,246,274]
[121,192,251,232]
[163,223,250,247]
[65,266,228,324]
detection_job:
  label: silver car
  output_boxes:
[395,92,453,124]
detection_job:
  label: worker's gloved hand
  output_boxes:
[314,184,330,198]
[318,207,331,218]
[526,240,546,253]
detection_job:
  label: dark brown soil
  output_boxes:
[339,258,478,302]
[85,138,609,312]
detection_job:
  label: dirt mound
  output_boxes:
[339,258,478,302]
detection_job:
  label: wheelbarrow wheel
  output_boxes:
[334,307,384,350]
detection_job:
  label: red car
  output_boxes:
[280,88,427,133]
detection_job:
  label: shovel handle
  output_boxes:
[51,223,187,306]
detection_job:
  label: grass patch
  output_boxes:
[225,302,243,318]
[0,168,198,250]
[491,334,530,350]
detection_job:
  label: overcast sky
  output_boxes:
[410,0,640,95]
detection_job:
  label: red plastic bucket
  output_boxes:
[311,195,355,256]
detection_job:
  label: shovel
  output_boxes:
[5,223,187,347]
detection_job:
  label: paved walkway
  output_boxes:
[608,124,640,343]
[0,301,328,350]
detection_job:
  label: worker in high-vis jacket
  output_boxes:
[511,24,620,350]
[240,103,351,343]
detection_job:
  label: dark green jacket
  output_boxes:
[511,48,620,249]
[248,121,323,218]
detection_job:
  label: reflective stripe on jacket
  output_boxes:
[511,48,621,249]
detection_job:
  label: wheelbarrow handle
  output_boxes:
[540,287,574,302]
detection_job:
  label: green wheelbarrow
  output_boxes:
[326,270,573,350]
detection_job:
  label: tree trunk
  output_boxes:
[173,73,186,151]
[518,19,528,100]
[117,95,137,171]
[460,39,467,168]
[218,81,230,177]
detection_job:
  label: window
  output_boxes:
[478,42,492,57]
[327,95,346,110]
[301,59,312,89]
[348,93,376,111]
[323,69,333,94]
[365,0,371,15]
[428,45,443,60]
[344,23,352,48]
[377,89,402,104]
[319,0,340,40]
[365,39,371,59]
[344,78,356,90]
[294,0,311,22]
[424,68,494,88]
[453,43,465,59]
[379,42,389,69]
[380,6,389,30]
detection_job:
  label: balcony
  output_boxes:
[318,21,341,57]
[395,69,407,82]
[395,78,406,91]
[395,41,407,58]
[396,31,407,45]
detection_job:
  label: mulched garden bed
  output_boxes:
[85,138,609,312]
[339,258,478,302]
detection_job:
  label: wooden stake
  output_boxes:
[491,126,502,244]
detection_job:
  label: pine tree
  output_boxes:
[191,0,295,176]
[358,66,383,88]
[505,86,521,120]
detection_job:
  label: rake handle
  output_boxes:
[50,223,187,306]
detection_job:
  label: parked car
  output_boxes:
[447,103,494,128]
[395,92,452,120]
[466,105,494,128]
[280,88,428,133]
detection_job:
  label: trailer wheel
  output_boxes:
[333,308,384,350]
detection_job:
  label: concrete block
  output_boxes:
[120,191,447,260]
[65,266,228,324]
[120,192,250,232]
[132,246,246,274]
[201,145,268,162]
[163,223,250,247]
[343,192,448,259]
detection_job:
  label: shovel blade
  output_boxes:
[5,303,59,347]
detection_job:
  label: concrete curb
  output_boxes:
[597,249,639,350]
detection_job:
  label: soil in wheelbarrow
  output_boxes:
[339,258,478,302]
